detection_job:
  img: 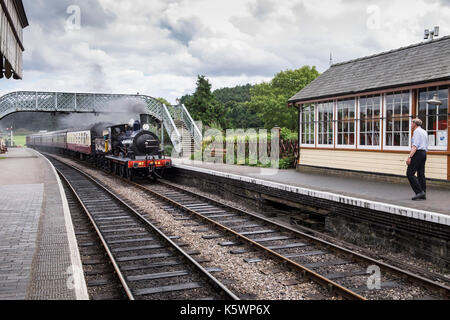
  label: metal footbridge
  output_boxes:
[0,91,202,154]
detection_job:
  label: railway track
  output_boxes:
[49,156,239,301]
[62,180,127,300]
[42,151,450,300]
[133,179,450,301]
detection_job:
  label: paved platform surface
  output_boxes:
[172,159,450,223]
[0,148,88,300]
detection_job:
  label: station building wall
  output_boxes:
[299,149,447,180]
[297,81,450,181]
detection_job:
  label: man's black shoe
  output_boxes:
[412,192,426,201]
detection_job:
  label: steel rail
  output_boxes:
[42,151,449,300]
[130,182,365,300]
[158,180,450,299]
[56,167,135,300]
[48,155,239,301]
[157,180,450,300]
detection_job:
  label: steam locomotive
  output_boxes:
[27,114,171,180]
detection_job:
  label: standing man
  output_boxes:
[406,119,428,201]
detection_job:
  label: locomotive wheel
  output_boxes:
[119,165,125,177]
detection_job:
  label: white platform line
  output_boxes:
[173,163,450,227]
[36,150,90,300]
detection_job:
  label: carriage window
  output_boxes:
[418,86,448,149]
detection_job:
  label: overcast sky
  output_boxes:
[1,0,449,103]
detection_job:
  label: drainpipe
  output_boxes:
[297,103,301,169]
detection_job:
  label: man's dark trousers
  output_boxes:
[407,150,427,195]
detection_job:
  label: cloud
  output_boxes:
[2,0,449,106]
[247,0,277,19]
[159,16,209,45]
[187,37,287,77]
[23,0,116,33]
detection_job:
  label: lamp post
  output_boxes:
[426,92,444,147]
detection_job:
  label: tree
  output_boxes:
[245,66,320,130]
[213,84,262,129]
[184,75,226,128]
[156,97,172,107]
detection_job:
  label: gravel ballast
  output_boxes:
[51,155,334,300]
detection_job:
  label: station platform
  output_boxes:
[0,148,88,300]
[171,159,450,226]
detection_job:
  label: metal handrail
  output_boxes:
[0,91,184,154]
[180,103,202,144]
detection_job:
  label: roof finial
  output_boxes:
[329,52,333,66]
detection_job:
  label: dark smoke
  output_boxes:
[57,98,149,130]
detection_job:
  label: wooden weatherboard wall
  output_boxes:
[299,149,448,180]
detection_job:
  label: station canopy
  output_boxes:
[0,0,29,79]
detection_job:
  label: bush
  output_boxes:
[164,145,173,157]
[278,156,296,169]
[280,127,298,141]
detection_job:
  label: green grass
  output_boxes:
[11,135,27,147]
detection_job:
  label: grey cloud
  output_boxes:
[230,0,277,35]
[14,0,450,104]
[88,63,111,93]
[159,16,208,45]
[229,16,261,36]
[23,49,57,72]
[23,0,116,33]
[247,0,277,19]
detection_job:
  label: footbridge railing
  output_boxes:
[167,103,203,146]
[0,91,188,154]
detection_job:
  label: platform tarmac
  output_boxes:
[171,159,450,225]
[0,148,88,300]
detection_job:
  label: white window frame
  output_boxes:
[317,101,335,148]
[335,98,357,149]
[417,86,448,151]
[383,90,412,151]
[300,104,316,147]
[357,95,382,150]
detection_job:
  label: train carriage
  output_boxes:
[28,130,68,151]
[67,130,92,155]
